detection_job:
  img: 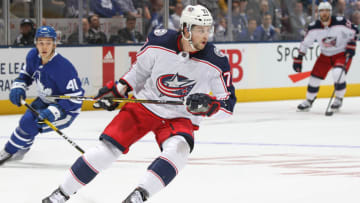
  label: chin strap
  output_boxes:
[181,25,198,51]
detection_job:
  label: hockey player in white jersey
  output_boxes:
[43,4,236,203]
[293,1,358,112]
[0,26,84,165]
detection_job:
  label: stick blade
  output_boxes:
[288,71,311,82]
[325,111,334,116]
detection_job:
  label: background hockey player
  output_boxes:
[293,1,358,112]
[0,26,84,165]
[43,4,236,203]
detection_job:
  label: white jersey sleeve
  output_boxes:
[121,42,155,94]
[299,21,317,54]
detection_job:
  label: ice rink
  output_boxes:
[1,97,360,203]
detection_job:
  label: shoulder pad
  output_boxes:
[153,29,168,37]
[335,16,345,22]
[213,46,226,58]
[194,43,230,72]
[331,16,347,26]
[141,29,179,51]
[307,20,321,31]
[308,21,316,27]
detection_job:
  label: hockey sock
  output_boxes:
[332,67,346,98]
[138,136,190,197]
[61,140,122,196]
[5,127,35,154]
[306,76,321,101]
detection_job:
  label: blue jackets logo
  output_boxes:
[156,73,196,98]
[322,36,337,47]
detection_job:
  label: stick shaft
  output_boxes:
[324,56,349,115]
[47,95,184,105]
[21,100,85,154]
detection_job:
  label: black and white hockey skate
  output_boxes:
[42,187,69,203]
[297,99,315,112]
[0,149,13,165]
[123,187,149,203]
[330,97,343,112]
[12,148,30,161]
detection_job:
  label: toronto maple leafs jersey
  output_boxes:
[121,29,236,125]
[300,16,358,56]
[18,48,84,115]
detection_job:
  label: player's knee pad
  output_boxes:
[332,67,346,83]
[70,140,122,185]
[147,136,190,186]
[161,135,190,170]
[83,139,122,172]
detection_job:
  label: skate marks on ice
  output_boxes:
[1,161,70,170]
[113,152,360,179]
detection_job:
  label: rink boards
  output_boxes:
[1,42,360,114]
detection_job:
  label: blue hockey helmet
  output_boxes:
[35,26,57,41]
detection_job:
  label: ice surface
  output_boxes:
[1,97,360,203]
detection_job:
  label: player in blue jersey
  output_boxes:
[43,5,236,203]
[0,26,84,165]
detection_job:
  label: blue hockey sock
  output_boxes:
[5,127,35,154]
[147,157,178,186]
[70,156,99,185]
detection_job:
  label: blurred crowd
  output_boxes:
[3,0,360,46]
[212,0,360,42]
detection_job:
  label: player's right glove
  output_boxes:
[186,93,220,117]
[345,40,356,58]
[9,78,27,107]
[93,80,128,111]
[293,52,305,72]
[38,104,65,123]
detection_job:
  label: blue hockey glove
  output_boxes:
[38,104,65,123]
[293,52,304,73]
[186,93,220,117]
[93,80,128,111]
[9,78,27,107]
[345,40,356,58]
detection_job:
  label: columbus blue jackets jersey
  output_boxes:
[19,48,84,115]
[122,29,236,125]
[300,16,358,56]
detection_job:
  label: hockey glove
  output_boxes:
[186,93,220,117]
[93,80,128,111]
[38,104,65,123]
[293,52,305,72]
[345,40,356,58]
[9,78,27,107]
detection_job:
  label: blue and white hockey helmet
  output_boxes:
[35,26,57,42]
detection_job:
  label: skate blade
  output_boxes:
[296,108,310,112]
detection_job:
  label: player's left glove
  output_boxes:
[345,40,356,58]
[186,93,220,117]
[93,80,128,111]
[38,104,65,123]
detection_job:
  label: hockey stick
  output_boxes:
[21,100,85,154]
[46,95,184,105]
[325,56,350,116]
